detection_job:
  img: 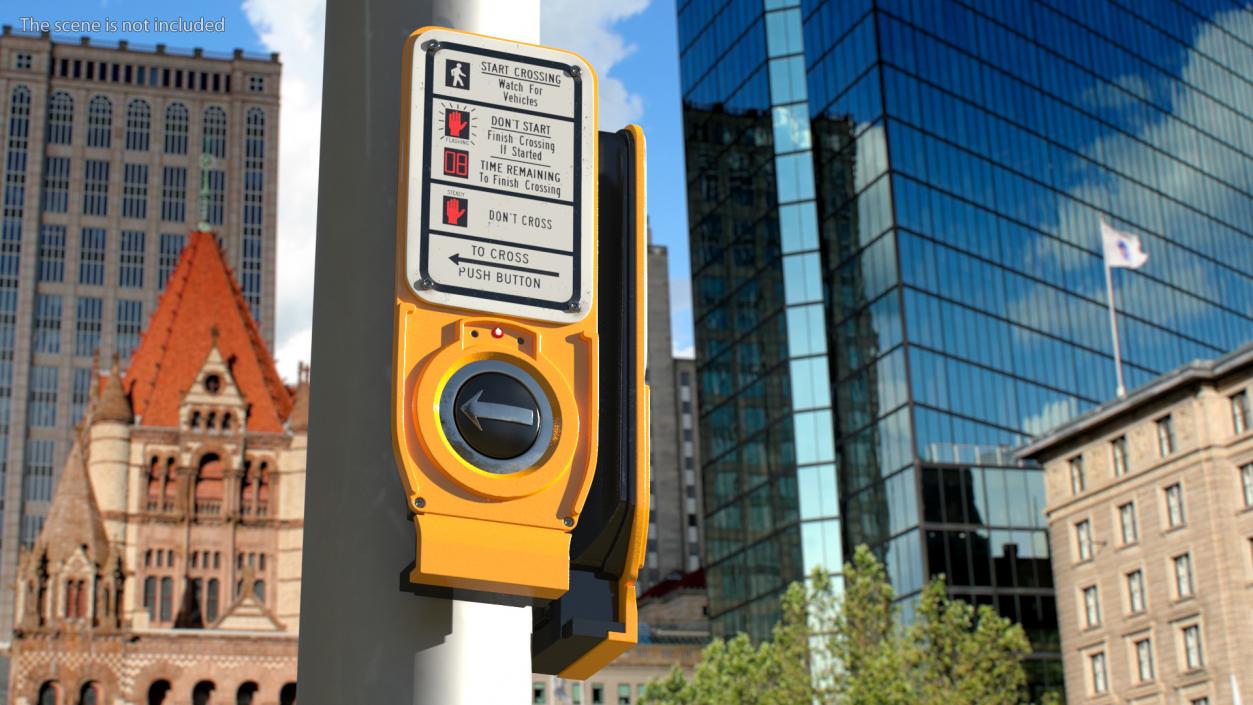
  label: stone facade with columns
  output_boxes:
[6,232,305,705]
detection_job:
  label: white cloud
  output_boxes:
[249,0,647,381]
[540,0,650,129]
[242,0,325,383]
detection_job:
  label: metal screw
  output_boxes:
[566,65,581,78]
[562,517,574,527]
[565,299,580,312]
[424,40,441,53]
[414,497,426,509]
[417,278,434,290]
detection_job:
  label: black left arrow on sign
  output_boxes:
[449,252,559,278]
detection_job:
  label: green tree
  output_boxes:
[639,545,1050,705]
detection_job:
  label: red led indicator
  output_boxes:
[491,327,505,339]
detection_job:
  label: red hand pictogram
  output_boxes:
[448,110,468,138]
[445,197,467,225]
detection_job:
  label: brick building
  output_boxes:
[6,232,304,705]
[0,29,281,650]
[1019,344,1253,704]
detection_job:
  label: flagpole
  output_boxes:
[1103,242,1127,399]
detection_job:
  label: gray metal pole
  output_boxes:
[297,1,539,703]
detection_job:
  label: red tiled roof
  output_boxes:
[123,232,291,432]
[640,568,706,600]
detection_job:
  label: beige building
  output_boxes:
[1019,345,1253,705]
[7,232,304,705]
[0,28,281,651]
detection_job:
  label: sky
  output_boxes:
[10,0,694,380]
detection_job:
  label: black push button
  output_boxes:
[453,373,542,459]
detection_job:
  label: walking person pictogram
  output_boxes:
[446,60,470,89]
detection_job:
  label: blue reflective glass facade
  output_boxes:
[680,0,1253,690]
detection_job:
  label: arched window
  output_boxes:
[147,680,171,705]
[195,453,224,515]
[64,579,87,618]
[163,457,177,512]
[142,576,156,619]
[241,460,271,517]
[203,106,227,158]
[159,577,173,622]
[125,99,151,151]
[79,681,100,705]
[146,456,162,511]
[164,103,188,154]
[86,96,111,148]
[279,683,296,705]
[47,91,73,144]
[236,682,258,705]
[206,578,220,623]
[38,681,60,705]
[192,681,215,705]
[221,412,232,431]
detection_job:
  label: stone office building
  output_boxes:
[1020,344,1253,704]
[0,28,281,653]
[6,232,305,705]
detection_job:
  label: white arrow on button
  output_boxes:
[459,389,536,431]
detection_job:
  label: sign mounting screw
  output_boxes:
[565,299,580,312]
[414,497,426,509]
[423,40,441,53]
[417,278,434,290]
[566,64,581,79]
[562,517,574,527]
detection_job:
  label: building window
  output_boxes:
[1090,652,1108,694]
[119,230,145,288]
[532,683,546,704]
[14,53,31,70]
[71,367,92,423]
[75,297,103,356]
[162,166,187,222]
[28,366,58,427]
[1194,699,1211,705]
[125,98,151,151]
[164,102,189,154]
[248,75,265,92]
[37,225,66,282]
[1183,624,1203,670]
[143,576,156,619]
[1127,569,1146,613]
[47,91,73,144]
[159,233,186,289]
[203,106,227,158]
[1111,435,1129,477]
[32,294,61,354]
[1119,502,1138,545]
[1174,553,1194,599]
[202,169,225,225]
[40,156,70,213]
[159,577,173,621]
[572,683,582,705]
[1135,638,1155,682]
[1233,391,1250,434]
[1069,455,1085,495]
[206,578,220,623]
[617,683,631,704]
[22,438,55,500]
[79,228,106,285]
[122,163,149,219]
[1075,519,1093,561]
[242,107,266,322]
[592,684,604,705]
[1242,464,1253,509]
[83,160,110,216]
[116,300,143,361]
[1165,483,1185,528]
[1082,585,1100,627]
[1156,415,1176,456]
[86,95,112,148]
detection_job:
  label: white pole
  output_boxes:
[298,1,540,704]
[1104,261,1126,398]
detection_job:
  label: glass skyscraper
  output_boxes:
[680,0,1253,690]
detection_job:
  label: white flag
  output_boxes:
[1101,219,1149,269]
